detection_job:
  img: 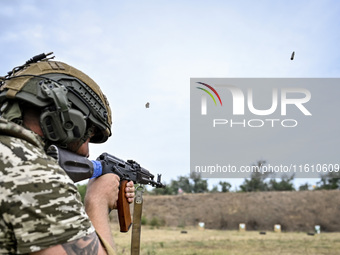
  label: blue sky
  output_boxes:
[1,0,340,190]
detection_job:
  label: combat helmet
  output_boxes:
[0,52,112,147]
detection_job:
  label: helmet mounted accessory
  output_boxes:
[39,79,87,145]
[0,52,112,149]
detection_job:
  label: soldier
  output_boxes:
[0,53,135,254]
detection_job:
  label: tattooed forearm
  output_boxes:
[62,232,99,255]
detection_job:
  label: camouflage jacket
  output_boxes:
[0,117,95,254]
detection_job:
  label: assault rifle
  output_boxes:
[46,145,165,232]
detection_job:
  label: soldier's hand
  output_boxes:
[85,173,120,211]
[125,181,135,203]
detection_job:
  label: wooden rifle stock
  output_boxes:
[117,180,132,232]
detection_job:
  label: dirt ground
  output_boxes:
[110,189,340,232]
[112,227,340,255]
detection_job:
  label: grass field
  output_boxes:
[112,226,340,255]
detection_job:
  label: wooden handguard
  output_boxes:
[117,180,132,232]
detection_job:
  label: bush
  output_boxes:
[150,217,160,228]
[141,215,148,225]
[149,216,165,228]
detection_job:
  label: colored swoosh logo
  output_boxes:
[196,82,223,106]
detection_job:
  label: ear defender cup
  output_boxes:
[40,108,86,144]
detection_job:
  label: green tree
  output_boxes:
[219,181,231,192]
[190,172,208,193]
[316,170,340,190]
[177,176,192,193]
[210,185,219,193]
[298,182,310,191]
[239,160,270,192]
[268,175,295,191]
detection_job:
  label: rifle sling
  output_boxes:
[131,186,144,255]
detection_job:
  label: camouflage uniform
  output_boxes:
[0,117,95,254]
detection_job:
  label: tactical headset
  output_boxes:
[38,77,88,145]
